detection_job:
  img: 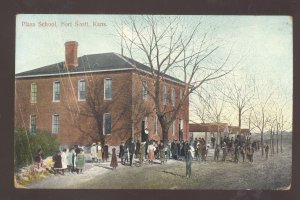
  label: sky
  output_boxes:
[15,14,293,130]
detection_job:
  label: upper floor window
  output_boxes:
[154,115,158,134]
[53,81,60,101]
[78,80,86,101]
[180,119,184,132]
[31,83,37,103]
[171,88,175,106]
[172,120,175,136]
[30,115,36,134]
[52,114,59,134]
[142,80,148,100]
[103,113,112,135]
[163,85,167,105]
[104,78,112,100]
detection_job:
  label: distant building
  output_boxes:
[15,41,189,146]
[189,123,249,144]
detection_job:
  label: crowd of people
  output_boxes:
[34,135,271,178]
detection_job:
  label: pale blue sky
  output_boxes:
[16,14,293,128]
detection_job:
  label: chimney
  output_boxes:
[64,41,78,69]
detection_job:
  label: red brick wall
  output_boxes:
[15,70,189,146]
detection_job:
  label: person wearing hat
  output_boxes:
[90,143,97,163]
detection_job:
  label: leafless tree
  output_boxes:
[115,16,237,145]
[218,75,256,130]
[250,84,274,156]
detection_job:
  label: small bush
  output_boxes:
[14,128,59,171]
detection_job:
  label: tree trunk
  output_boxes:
[269,131,272,155]
[276,124,279,154]
[280,131,283,153]
[261,132,264,156]
[272,131,275,154]
[162,127,169,147]
[238,109,242,130]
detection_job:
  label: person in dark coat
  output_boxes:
[240,145,245,162]
[222,144,228,162]
[214,145,220,161]
[74,145,80,156]
[159,142,166,165]
[186,146,193,178]
[128,138,135,167]
[119,142,125,164]
[135,140,141,159]
[53,151,63,175]
[265,144,269,160]
[103,143,109,162]
[110,148,118,170]
[171,140,175,159]
[176,140,181,159]
[211,136,216,148]
[34,148,44,168]
[145,139,149,159]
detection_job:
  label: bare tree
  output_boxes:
[250,85,274,156]
[115,16,236,145]
[219,75,255,130]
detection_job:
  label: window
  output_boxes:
[103,113,112,135]
[180,119,184,132]
[142,80,148,100]
[31,83,37,103]
[53,81,60,101]
[154,115,158,134]
[52,114,59,134]
[171,88,175,106]
[163,85,167,105]
[144,116,148,130]
[78,80,86,100]
[180,88,183,100]
[104,78,112,100]
[30,115,36,134]
[172,120,175,136]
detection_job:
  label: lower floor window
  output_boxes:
[30,115,36,134]
[52,114,59,134]
[103,113,111,135]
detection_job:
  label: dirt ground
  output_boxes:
[27,134,292,190]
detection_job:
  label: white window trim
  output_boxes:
[163,85,167,105]
[143,80,148,100]
[171,87,175,106]
[52,114,59,134]
[172,120,175,136]
[180,119,184,132]
[30,114,36,134]
[52,81,60,102]
[78,79,86,101]
[104,78,112,100]
[103,113,112,135]
[154,115,158,135]
[31,83,37,103]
